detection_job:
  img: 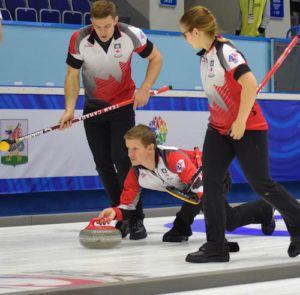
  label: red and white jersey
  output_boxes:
[67,22,153,108]
[113,146,203,220]
[198,39,268,134]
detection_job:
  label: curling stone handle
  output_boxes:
[86,218,112,229]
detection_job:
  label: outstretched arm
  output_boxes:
[98,168,141,223]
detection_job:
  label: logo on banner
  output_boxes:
[149,116,168,145]
[0,119,28,167]
[114,43,122,58]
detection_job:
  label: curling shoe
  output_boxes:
[262,219,276,235]
[288,237,300,258]
[115,220,130,238]
[186,243,229,263]
[129,219,147,240]
[226,241,240,252]
[262,208,276,235]
[162,228,189,242]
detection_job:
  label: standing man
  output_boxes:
[236,0,270,37]
[58,1,162,240]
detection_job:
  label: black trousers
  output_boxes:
[83,104,143,219]
[173,197,273,236]
[202,127,300,251]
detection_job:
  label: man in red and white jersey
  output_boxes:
[98,124,275,244]
[58,1,162,240]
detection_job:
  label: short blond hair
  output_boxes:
[124,124,157,148]
[91,0,116,19]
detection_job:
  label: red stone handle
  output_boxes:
[85,218,114,230]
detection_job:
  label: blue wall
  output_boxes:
[0,21,271,91]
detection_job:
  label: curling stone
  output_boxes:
[79,218,122,249]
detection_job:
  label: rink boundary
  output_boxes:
[6,261,300,295]
[0,207,182,227]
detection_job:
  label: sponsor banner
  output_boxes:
[0,110,94,179]
[0,110,209,180]
[1,94,300,193]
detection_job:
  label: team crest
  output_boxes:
[114,43,122,58]
[228,53,239,64]
[175,159,185,173]
[139,31,146,40]
[161,168,169,176]
[149,116,168,145]
[208,59,215,78]
[0,119,28,167]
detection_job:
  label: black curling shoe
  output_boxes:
[115,220,130,238]
[129,219,147,240]
[262,207,276,235]
[186,243,230,263]
[262,218,276,235]
[162,228,189,242]
[288,238,300,257]
[226,241,240,252]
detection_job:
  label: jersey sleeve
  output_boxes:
[220,43,251,81]
[221,43,247,71]
[113,168,142,220]
[66,31,84,69]
[128,26,153,58]
[0,11,2,20]
[166,151,203,199]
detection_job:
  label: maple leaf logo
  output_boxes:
[93,53,134,105]
[208,74,239,128]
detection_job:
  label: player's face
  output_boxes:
[91,15,118,42]
[180,24,201,50]
[126,139,154,166]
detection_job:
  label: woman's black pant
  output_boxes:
[83,104,143,219]
[201,127,300,252]
[173,198,273,236]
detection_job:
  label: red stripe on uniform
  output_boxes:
[134,42,147,53]
[69,31,80,54]
[116,24,122,36]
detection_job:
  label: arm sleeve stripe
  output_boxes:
[233,64,251,81]
[66,52,83,69]
[136,40,154,58]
